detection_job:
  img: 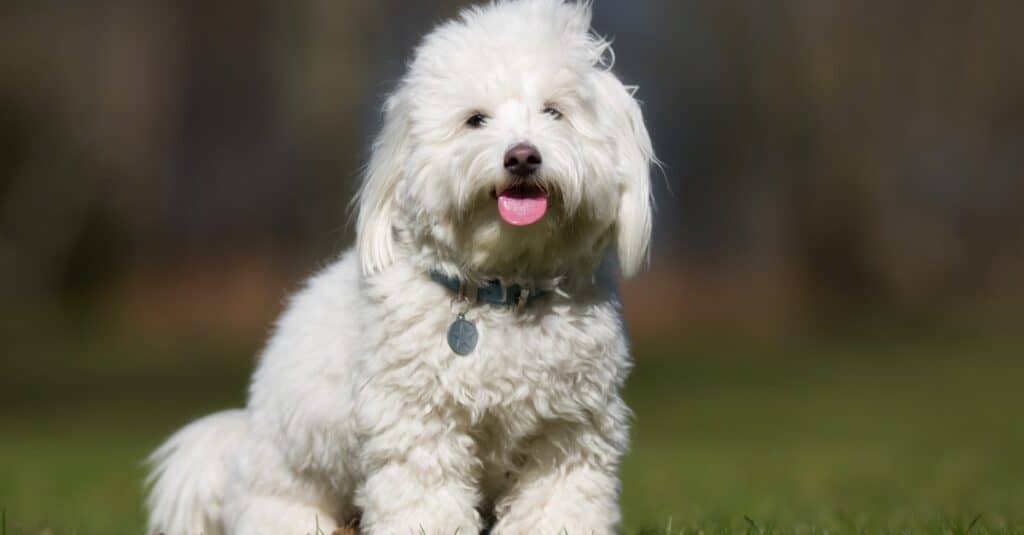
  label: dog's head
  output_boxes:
[357,0,653,281]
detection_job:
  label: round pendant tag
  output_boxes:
[447,315,478,356]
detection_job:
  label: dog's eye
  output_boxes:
[543,106,563,120]
[466,113,488,128]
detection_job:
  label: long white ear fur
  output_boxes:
[591,70,654,279]
[356,90,412,275]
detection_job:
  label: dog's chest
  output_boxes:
[442,304,614,394]
[362,273,628,418]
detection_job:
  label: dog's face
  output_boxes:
[358,0,653,280]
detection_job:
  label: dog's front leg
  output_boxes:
[355,392,481,535]
[491,419,626,535]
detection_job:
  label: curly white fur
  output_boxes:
[146,1,653,534]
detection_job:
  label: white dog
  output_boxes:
[146,1,653,533]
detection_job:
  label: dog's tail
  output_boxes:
[146,409,247,535]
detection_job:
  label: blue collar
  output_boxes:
[429,270,548,308]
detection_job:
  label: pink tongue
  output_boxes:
[497,192,548,226]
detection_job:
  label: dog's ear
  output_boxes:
[591,70,654,279]
[356,89,412,275]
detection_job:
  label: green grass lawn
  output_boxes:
[620,335,1024,533]
[2,320,1023,534]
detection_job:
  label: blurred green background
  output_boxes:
[1,1,1022,533]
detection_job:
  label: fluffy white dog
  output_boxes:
[146,1,653,534]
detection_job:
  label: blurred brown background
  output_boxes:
[3,0,1022,341]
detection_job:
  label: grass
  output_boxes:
[1,315,1023,534]
[619,333,1024,534]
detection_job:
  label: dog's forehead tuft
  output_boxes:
[407,0,609,90]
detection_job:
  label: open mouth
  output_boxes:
[494,181,549,226]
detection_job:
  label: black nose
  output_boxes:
[503,143,542,177]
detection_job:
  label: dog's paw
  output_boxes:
[492,513,615,535]
[361,508,479,535]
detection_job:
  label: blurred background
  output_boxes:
[1,1,1022,533]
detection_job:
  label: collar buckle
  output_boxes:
[516,288,530,310]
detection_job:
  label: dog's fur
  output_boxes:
[146,1,653,534]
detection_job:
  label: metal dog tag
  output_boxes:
[447,313,478,356]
